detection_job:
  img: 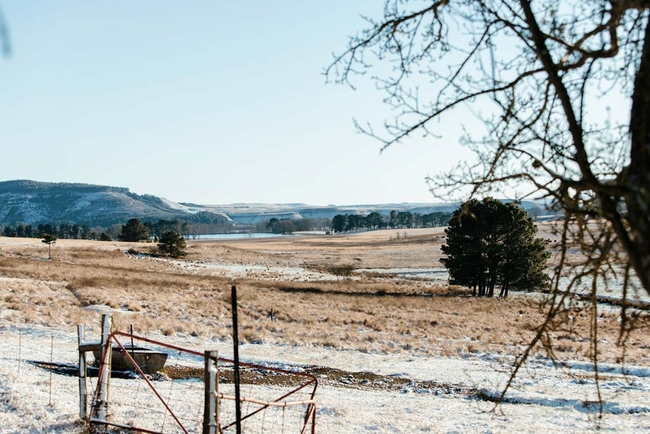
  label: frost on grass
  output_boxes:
[2,324,650,433]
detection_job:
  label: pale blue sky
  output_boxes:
[0,1,473,205]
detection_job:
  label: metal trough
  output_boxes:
[94,345,168,375]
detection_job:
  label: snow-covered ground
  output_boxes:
[1,233,648,433]
[356,267,449,284]
[178,261,342,282]
[1,322,649,433]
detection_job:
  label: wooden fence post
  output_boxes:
[203,350,219,434]
[96,313,113,422]
[77,325,87,420]
[231,285,242,434]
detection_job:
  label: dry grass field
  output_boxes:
[0,226,648,365]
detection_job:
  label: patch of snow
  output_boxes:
[1,324,650,433]
[357,267,449,283]
[179,261,343,282]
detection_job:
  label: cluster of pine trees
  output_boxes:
[118,218,187,258]
[257,217,331,234]
[254,211,452,235]
[440,198,549,297]
[331,211,452,233]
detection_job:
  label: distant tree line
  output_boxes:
[173,211,234,237]
[1,210,454,240]
[143,219,188,239]
[1,223,104,240]
[331,211,452,233]
[255,218,331,234]
[100,215,232,240]
[0,213,235,241]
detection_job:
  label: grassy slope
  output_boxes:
[0,227,647,363]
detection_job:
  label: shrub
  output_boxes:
[328,264,356,279]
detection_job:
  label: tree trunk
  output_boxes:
[626,13,650,296]
[499,281,509,298]
[488,273,496,297]
[499,274,509,298]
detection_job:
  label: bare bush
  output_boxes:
[328,264,357,280]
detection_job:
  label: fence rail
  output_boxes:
[83,314,318,433]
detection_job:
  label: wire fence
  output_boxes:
[0,323,89,431]
[0,324,316,433]
[92,332,317,433]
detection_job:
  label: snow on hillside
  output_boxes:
[0,193,48,223]
[159,197,202,214]
[65,192,113,212]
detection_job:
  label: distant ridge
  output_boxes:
[0,180,222,226]
[0,180,545,227]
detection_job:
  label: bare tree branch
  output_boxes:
[328,0,650,413]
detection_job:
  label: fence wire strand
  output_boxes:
[0,325,317,433]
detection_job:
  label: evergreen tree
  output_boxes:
[42,233,57,260]
[157,230,187,258]
[397,211,414,228]
[3,226,16,237]
[497,205,550,297]
[440,198,549,297]
[364,212,384,230]
[118,218,149,242]
[440,200,486,295]
[389,211,398,228]
[266,218,279,233]
[331,215,347,233]
[265,218,294,234]
[345,214,363,232]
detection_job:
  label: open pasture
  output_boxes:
[0,227,649,432]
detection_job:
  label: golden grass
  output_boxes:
[0,232,648,364]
